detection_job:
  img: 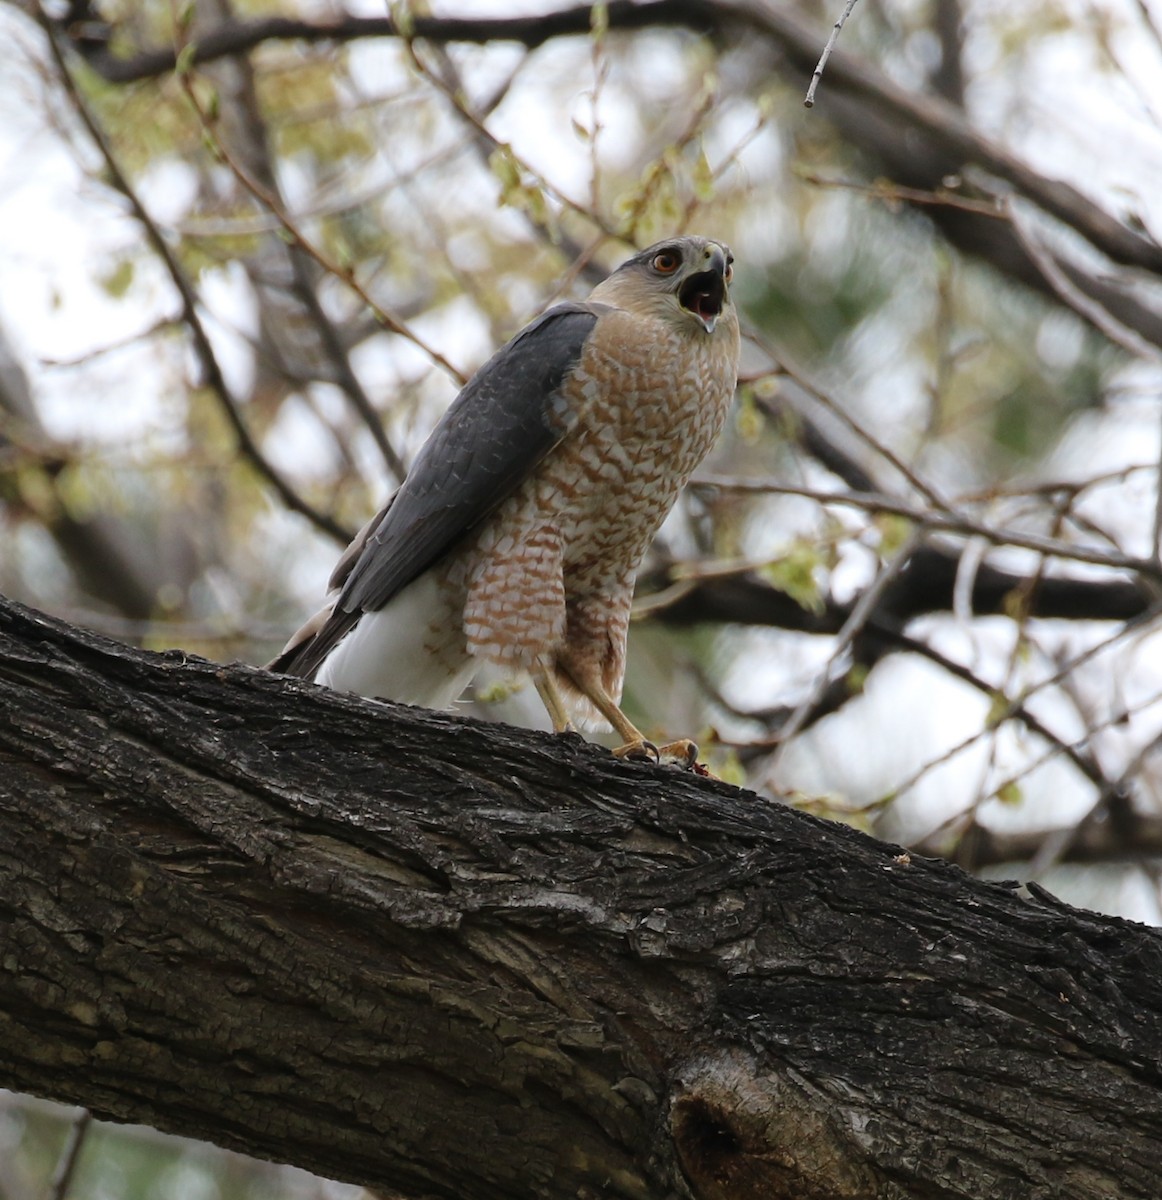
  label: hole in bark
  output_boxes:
[673,1096,743,1179]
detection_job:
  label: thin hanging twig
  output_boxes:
[805,0,861,108]
[46,1109,93,1200]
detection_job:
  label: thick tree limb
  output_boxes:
[2,594,1162,1199]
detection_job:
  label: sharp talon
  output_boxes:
[613,739,659,763]
[657,739,699,770]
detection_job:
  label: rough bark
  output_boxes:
[1,594,1162,1200]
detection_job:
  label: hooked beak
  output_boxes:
[678,245,729,334]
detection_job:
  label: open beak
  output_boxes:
[678,245,729,334]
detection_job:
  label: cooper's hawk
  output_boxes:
[269,235,740,762]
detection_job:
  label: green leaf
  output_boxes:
[985,689,1012,727]
[174,42,198,77]
[875,513,914,559]
[734,387,764,443]
[488,145,522,196]
[475,678,523,704]
[332,232,354,273]
[845,663,869,695]
[391,0,416,39]
[994,781,1023,806]
[759,542,825,614]
[98,258,135,299]
[709,749,748,787]
[692,146,715,202]
[14,464,61,519]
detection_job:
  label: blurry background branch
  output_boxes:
[54,0,1162,315]
[38,5,353,544]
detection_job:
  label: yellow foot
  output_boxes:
[656,739,699,770]
[611,738,700,769]
[612,738,659,763]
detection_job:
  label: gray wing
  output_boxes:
[269,303,602,679]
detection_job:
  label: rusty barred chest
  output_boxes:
[441,309,738,669]
[548,317,735,582]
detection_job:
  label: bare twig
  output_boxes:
[179,12,410,483]
[930,0,966,107]
[919,805,1162,869]
[1008,200,1162,564]
[691,474,1162,581]
[586,1,609,216]
[742,333,954,514]
[173,56,467,390]
[401,38,618,244]
[1008,202,1162,363]
[1132,0,1162,60]
[39,316,183,367]
[768,525,924,776]
[46,1109,92,1200]
[285,249,409,482]
[865,605,1162,821]
[176,137,463,240]
[890,626,1113,796]
[804,0,860,108]
[797,170,1006,219]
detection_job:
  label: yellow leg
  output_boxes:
[533,670,576,734]
[558,667,699,768]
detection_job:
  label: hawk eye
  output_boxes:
[652,250,681,274]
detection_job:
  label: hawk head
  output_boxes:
[592,235,736,335]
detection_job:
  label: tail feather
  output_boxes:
[265,600,358,679]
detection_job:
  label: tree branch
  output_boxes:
[2,593,1162,1199]
[57,0,1162,279]
[0,321,185,621]
[183,10,410,483]
[643,542,1155,634]
[60,3,695,83]
[931,799,1162,871]
[38,10,351,545]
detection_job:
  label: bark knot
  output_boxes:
[670,1048,880,1200]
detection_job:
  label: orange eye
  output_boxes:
[652,251,680,274]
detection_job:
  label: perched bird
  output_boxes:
[269,235,740,763]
